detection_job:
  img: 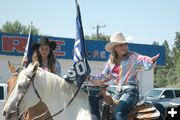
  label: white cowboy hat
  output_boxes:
[105,32,129,52]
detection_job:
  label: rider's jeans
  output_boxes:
[114,88,139,120]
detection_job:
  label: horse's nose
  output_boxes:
[2,110,15,120]
[2,110,6,117]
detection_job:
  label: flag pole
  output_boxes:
[23,22,33,68]
[24,22,32,58]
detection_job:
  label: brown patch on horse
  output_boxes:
[22,102,52,120]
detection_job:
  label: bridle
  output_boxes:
[15,73,41,117]
[7,68,48,120]
[13,71,56,120]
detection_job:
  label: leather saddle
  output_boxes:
[128,101,160,120]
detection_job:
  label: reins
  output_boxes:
[31,75,41,101]
[44,81,84,120]
[45,82,83,120]
[16,73,43,120]
[16,74,37,116]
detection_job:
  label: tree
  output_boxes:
[175,55,180,84]
[154,33,180,87]
[154,40,176,87]
[85,33,110,41]
[152,41,159,45]
[0,20,39,35]
[175,32,180,49]
[173,32,180,86]
[162,40,173,68]
[172,32,180,64]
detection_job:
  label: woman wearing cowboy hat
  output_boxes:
[23,36,61,76]
[89,32,159,120]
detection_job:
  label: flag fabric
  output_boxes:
[23,22,34,68]
[63,0,91,87]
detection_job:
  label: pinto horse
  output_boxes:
[3,62,93,120]
[6,62,52,120]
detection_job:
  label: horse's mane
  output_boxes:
[35,68,79,97]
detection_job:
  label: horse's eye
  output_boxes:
[26,75,31,79]
[18,85,23,90]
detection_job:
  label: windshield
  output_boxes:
[145,90,162,98]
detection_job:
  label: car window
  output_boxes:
[145,90,162,98]
[175,90,180,97]
[0,86,4,100]
[162,90,174,98]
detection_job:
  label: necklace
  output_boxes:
[41,61,48,67]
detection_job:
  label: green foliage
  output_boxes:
[154,66,168,87]
[154,33,180,88]
[163,40,174,68]
[175,32,180,49]
[175,55,180,81]
[152,41,159,45]
[85,34,110,41]
[0,20,39,35]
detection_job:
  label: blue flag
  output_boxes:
[23,22,34,67]
[63,0,91,87]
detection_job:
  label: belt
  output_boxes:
[121,85,138,91]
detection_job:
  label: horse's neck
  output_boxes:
[35,70,91,120]
[35,70,85,115]
[41,70,78,97]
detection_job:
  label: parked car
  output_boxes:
[144,87,180,111]
[144,88,180,103]
[170,97,180,105]
[143,88,180,118]
[158,97,180,108]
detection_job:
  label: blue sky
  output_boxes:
[1,0,180,48]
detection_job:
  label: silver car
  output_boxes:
[145,88,180,103]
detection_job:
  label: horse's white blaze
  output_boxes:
[3,63,93,120]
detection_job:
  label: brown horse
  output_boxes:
[7,62,53,120]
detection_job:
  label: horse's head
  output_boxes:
[3,62,40,120]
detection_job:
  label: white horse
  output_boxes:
[3,62,94,120]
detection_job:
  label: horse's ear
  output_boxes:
[8,61,16,73]
[28,62,39,77]
[33,62,39,73]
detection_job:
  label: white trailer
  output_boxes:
[0,83,7,120]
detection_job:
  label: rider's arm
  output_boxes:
[88,61,112,86]
[134,52,159,71]
[88,73,112,86]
